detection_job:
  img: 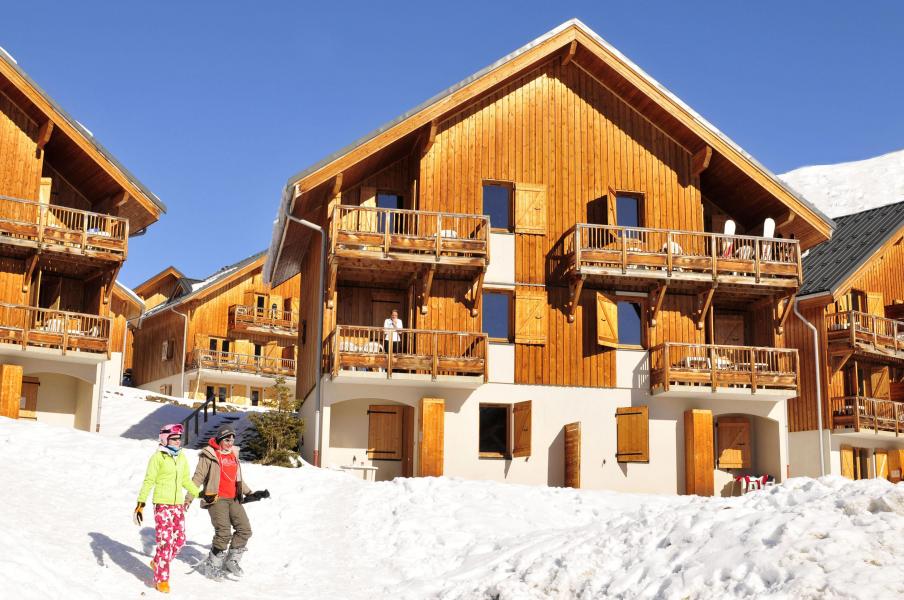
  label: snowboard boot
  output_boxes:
[223,547,246,577]
[197,549,226,581]
[155,580,170,593]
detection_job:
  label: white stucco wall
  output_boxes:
[789,430,830,478]
[486,233,515,286]
[488,343,514,383]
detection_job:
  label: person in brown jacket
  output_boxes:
[189,426,267,579]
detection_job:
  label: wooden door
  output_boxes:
[716,416,751,469]
[418,397,444,476]
[401,406,414,477]
[888,449,904,483]
[371,291,405,327]
[875,449,889,480]
[714,312,745,347]
[684,409,714,496]
[564,422,581,488]
[0,364,23,420]
[20,376,39,419]
[840,445,854,479]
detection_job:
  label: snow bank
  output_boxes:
[2,412,904,599]
[780,149,904,218]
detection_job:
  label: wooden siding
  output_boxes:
[0,90,41,201]
[846,238,904,308]
[783,303,831,432]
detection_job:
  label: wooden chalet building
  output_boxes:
[787,201,904,481]
[0,47,164,431]
[265,20,834,494]
[130,252,301,406]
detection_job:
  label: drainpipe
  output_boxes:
[283,205,326,467]
[169,306,190,397]
[793,298,826,477]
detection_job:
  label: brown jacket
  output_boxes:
[190,439,252,508]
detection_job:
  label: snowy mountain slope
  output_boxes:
[780,149,904,218]
[3,399,904,599]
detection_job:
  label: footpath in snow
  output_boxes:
[2,389,904,599]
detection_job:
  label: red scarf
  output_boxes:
[209,438,239,499]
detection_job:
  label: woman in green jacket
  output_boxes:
[134,423,201,594]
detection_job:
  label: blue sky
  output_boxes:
[3,1,902,286]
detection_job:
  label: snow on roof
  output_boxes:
[113,281,145,311]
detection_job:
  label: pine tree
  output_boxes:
[246,376,304,467]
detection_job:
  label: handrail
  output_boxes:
[831,395,904,435]
[0,302,112,356]
[826,310,904,355]
[335,203,489,221]
[229,304,298,331]
[190,348,296,376]
[180,394,217,447]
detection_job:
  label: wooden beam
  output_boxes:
[421,265,436,315]
[697,287,715,330]
[649,284,667,327]
[325,260,338,309]
[562,40,578,66]
[21,253,39,294]
[691,146,713,177]
[567,276,585,323]
[470,270,485,317]
[422,120,439,155]
[775,293,797,335]
[35,120,54,152]
[831,350,853,375]
[104,264,121,305]
[330,173,343,198]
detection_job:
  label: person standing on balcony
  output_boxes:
[383,308,403,355]
[133,423,201,594]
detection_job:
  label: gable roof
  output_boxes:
[265,18,835,285]
[0,46,165,230]
[141,251,266,320]
[133,266,185,298]
[112,281,145,316]
[799,200,904,299]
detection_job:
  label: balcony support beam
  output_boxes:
[696,286,715,330]
[21,253,39,294]
[562,40,578,66]
[103,264,121,305]
[567,275,585,323]
[692,145,713,177]
[36,120,54,153]
[648,284,667,327]
[420,265,436,315]
[830,349,854,375]
[775,292,796,335]
[325,259,338,309]
[469,269,485,318]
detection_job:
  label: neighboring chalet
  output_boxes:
[787,201,904,481]
[130,252,301,406]
[265,20,834,494]
[106,280,143,386]
[0,47,164,431]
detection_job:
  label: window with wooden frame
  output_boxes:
[596,292,645,349]
[255,294,267,311]
[615,192,644,228]
[483,290,514,343]
[367,405,403,461]
[715,416,751,469]
[482,182,514,233]
[615,406,649,463]
[161,338,175,361]
[208,337,230,353]
[478,401,532,459]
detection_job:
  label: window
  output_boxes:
[254,343,263,357]
[250,388,261,407]
[616,406,649,463]
[616,194,642,228]
[482,183,513,232]
[482,291,513,342]
[209,337,230,353]
[376,192,403,210]
[479,404,509,458]
[159,384,172,396]
[161,340,169,361]
[256,294,267,311]
[205,385,227,402]
[616,301,643,347]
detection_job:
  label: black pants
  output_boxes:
[383,340,401,354]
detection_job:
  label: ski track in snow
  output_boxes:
[3,389,904,599]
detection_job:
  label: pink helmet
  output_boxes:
[158,423,184,446]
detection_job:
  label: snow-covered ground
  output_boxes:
[780,148,904,218]
[3,391,904,599]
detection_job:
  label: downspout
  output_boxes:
[283,203,326,467]
[793,298,826,477]
[169,306,190,397]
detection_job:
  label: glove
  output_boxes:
[133,502,145,526]
[242,489,270,504]
[202,493,219,504]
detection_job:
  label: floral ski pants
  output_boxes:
[153,504,186,584]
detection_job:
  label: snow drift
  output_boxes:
[2,391,904,599]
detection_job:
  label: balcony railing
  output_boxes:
[0,194,128,259]
[826,310,904,360]
[565,224,801,287]
[190,349,295,377]
[0,302,111,356]
[327,325,488,380]
[650,343,798,393]
[831,396,904,435]
[228,305,298,335]
[331,205,489,263]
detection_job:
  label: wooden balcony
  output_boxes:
[0,302,111,356]
[228,305,298,338]
[189,349,295,378]
[329,205,489,286]
[564,224,801,298]
[0,194,128,262]
[650,343,798,399]
[327,325,488,383]
[831,396,904,436]
[827,310,904,366]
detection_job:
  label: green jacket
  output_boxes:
[138,449,201,506]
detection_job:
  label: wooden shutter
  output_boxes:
[515,289,546,345]
[684,409,714,496]
[876,449,889,480]
[511,400,532,458]
[840,445,854,479]
[606,186,618,225]
[20,376,39,419]
[0,364,23,420]
[867,292,885,317]
[367,405,403,460]
[716,416,751,469]
[514,183,546,235]
[616,406,649,462]
[870,366,891,399]
[596,292,619,348]
[889,449,904,483]
[418,397,444,476]
[564,422,581,488]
